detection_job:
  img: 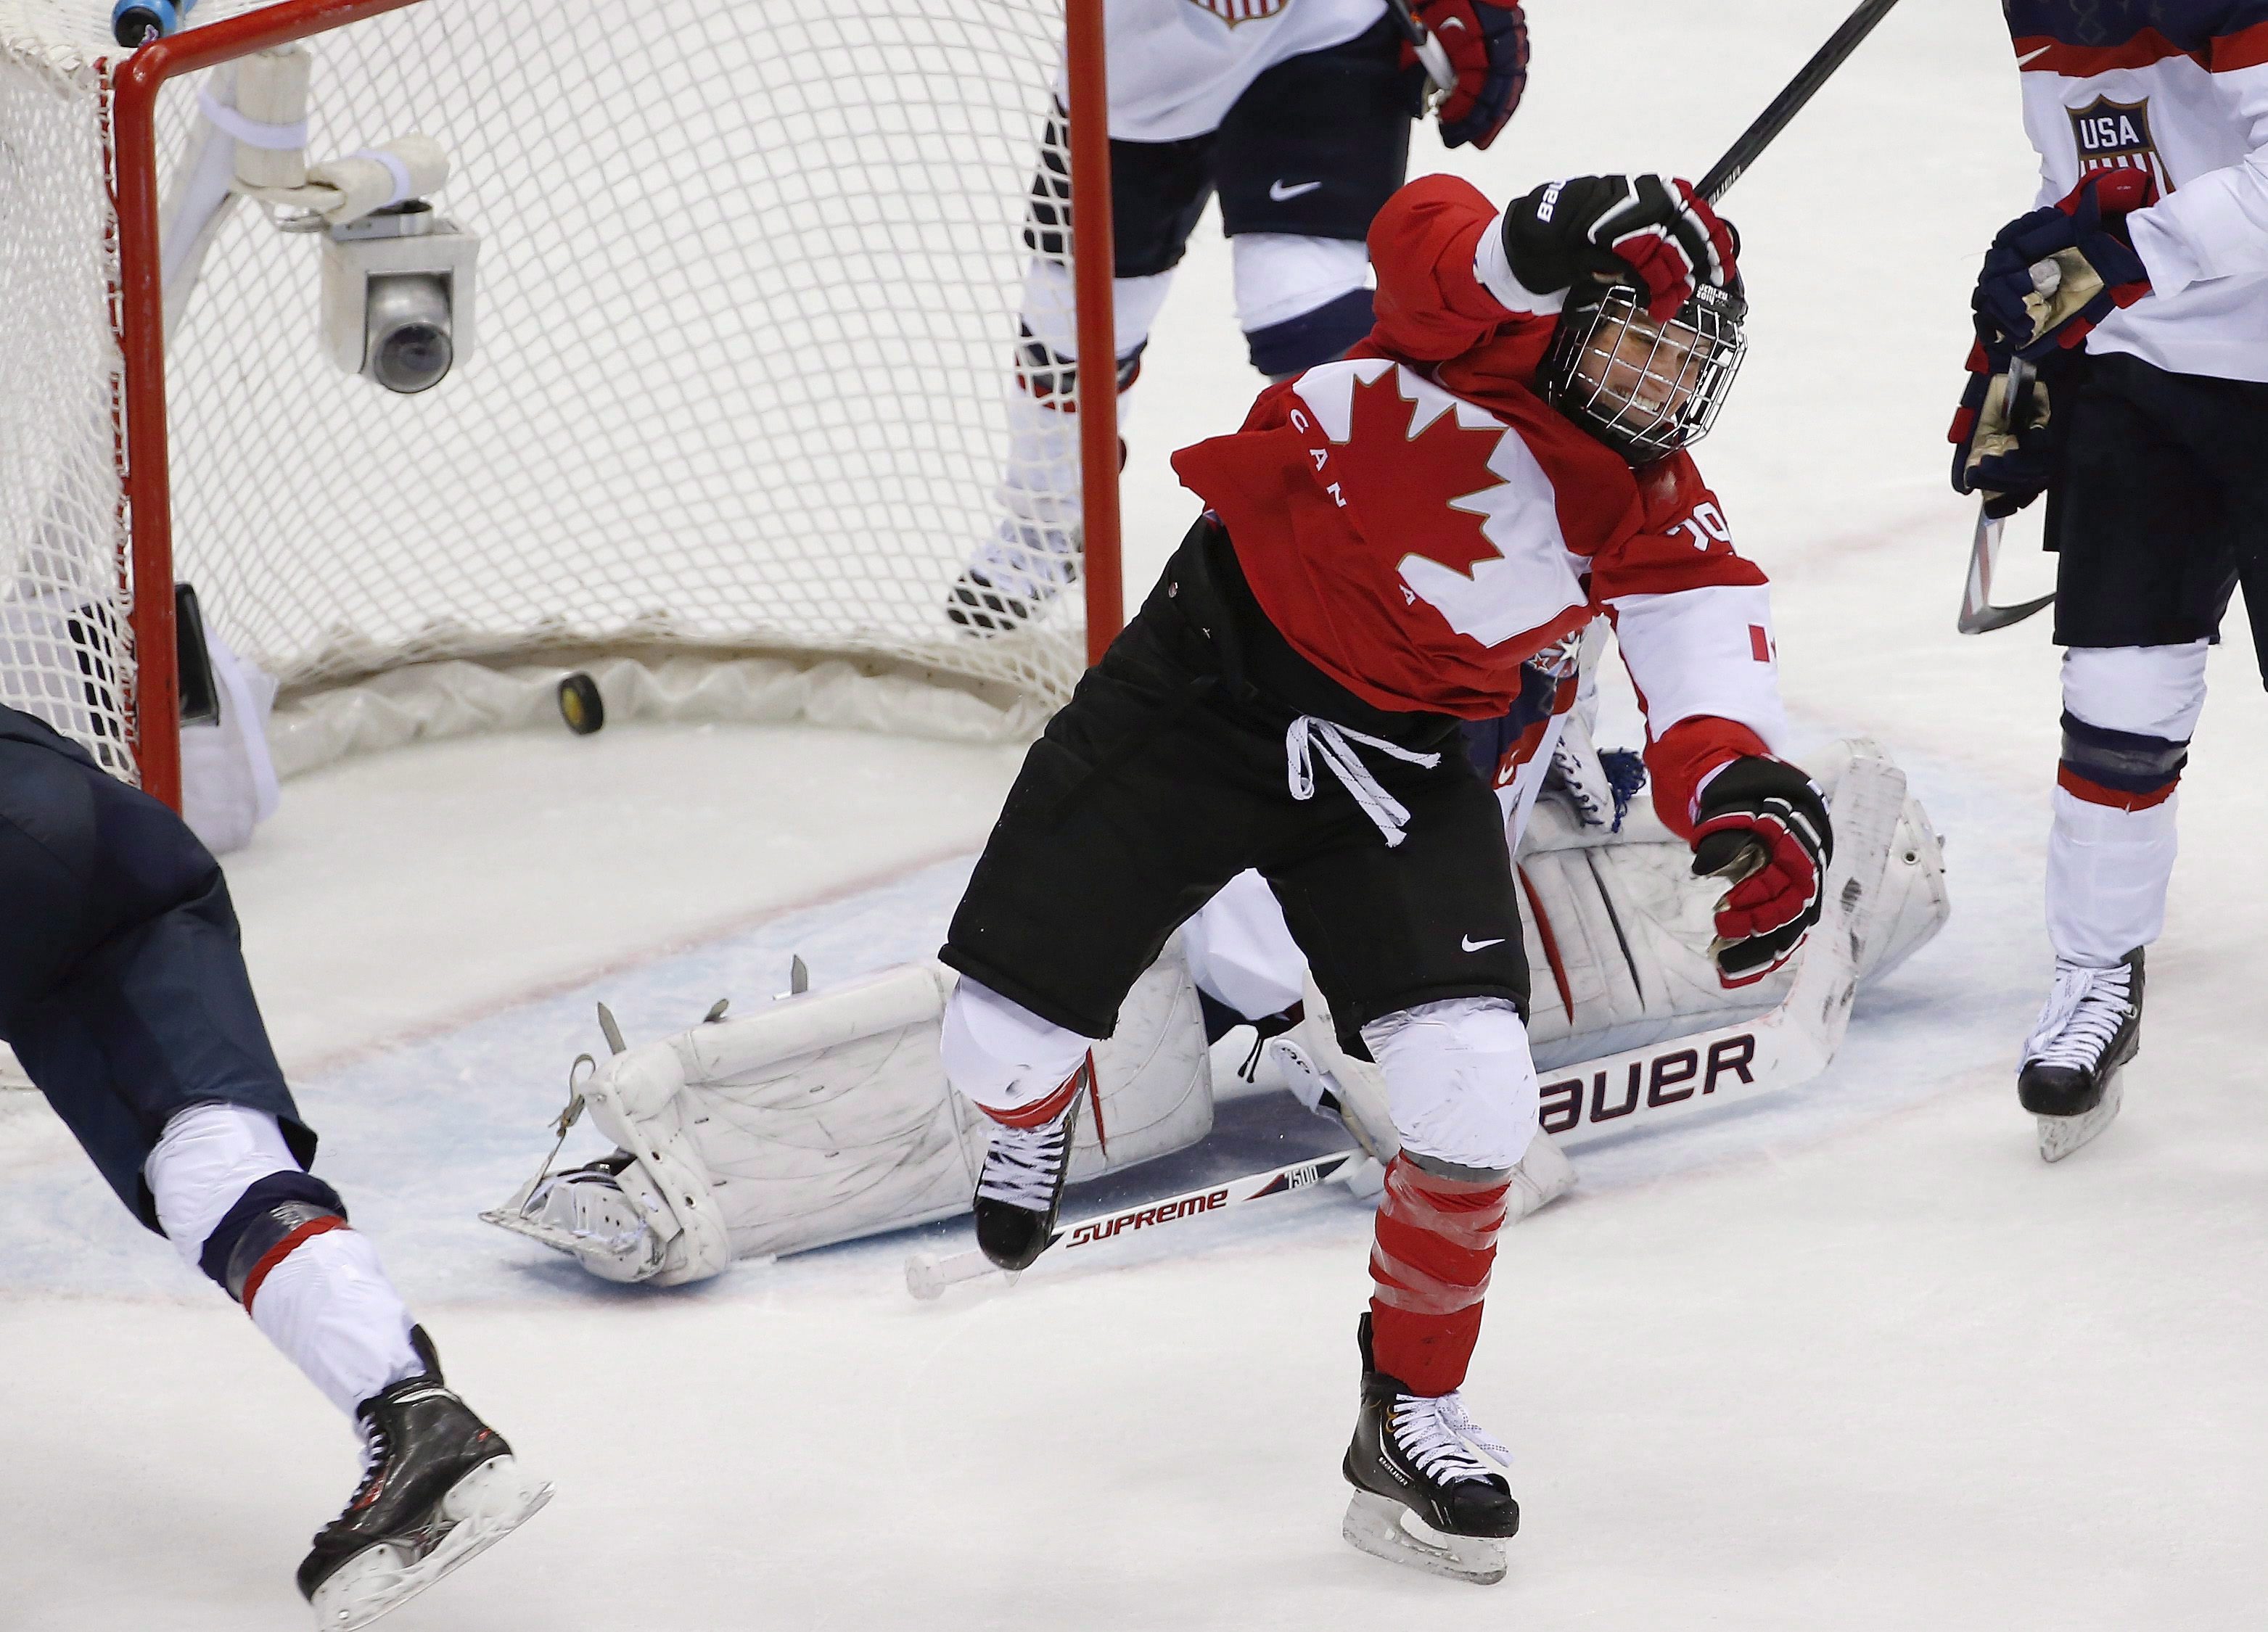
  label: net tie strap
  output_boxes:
[197,88,306,152]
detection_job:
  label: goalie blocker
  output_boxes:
[485,739,1944,1287]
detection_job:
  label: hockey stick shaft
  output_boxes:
[1696,0,1904,203]
[905,1149,1365,1300]
[1957,357,2058,634]
[1384,0,1458,94]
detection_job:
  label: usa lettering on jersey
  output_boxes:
[1186,0,1293,25]
[2068,96,2175,191]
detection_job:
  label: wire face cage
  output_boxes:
[1546,279,1748,463]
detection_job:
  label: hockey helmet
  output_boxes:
[1544,274,1747,463]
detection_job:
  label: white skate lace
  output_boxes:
[1285,717,1441,849]
[2021,960,2134,1071]
[974,1114,1075,1211]
[1390,1392,1511,1485]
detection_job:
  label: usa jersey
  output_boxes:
[1100,0,1386,141]
[2006,1,2268,381]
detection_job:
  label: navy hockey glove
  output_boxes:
[1500,174,1737,321]
[1405,0,1527,151]
[1948,338,2066,518]
[1690,757,1832,989]
[1973,169,2156,362]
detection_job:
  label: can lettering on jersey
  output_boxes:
[1187,0,1294,24]
[2068,96,2175,193]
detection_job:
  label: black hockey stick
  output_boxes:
[1696,0,1905,204]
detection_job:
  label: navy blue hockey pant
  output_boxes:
[0,704,310,1229]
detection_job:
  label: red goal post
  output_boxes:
[0,0,1123,810]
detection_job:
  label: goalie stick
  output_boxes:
[905,1150,1366,1301]
[906,754,1907,1298]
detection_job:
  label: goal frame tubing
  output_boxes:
[108,0,1123,811]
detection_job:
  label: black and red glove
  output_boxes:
[1973,169,2156,361]
[1405,0,1528,151]
[1499,174,1737,321]
[1690,757,1833,988]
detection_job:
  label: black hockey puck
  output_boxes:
[557,672,604,735]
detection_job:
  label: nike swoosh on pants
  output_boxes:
[1269,179,1323,201]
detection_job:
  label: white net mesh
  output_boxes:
[0,0,1090,776]
[0,5,136,774]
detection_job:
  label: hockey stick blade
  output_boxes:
[1957,504,2055,633]
[1548,750,1907,1150]
[904,1149,1365,1301]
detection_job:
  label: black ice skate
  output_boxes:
[2018,949,2143,1163]
[971,1062,1088,1272]
[1340,1314,1518,1586]
[300,1327,551,1631]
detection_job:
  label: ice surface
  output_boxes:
[4,2,2265,1627]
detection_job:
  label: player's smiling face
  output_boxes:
[1570,306,1704,428]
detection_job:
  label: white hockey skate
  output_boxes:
[2018,950,2142,1163]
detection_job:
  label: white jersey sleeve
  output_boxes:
[2010,4,2268,381]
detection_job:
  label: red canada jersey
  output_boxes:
[1167,172,1787,832]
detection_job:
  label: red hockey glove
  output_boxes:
[1973,169,2156,361]
[1690,756,1832,988]
[1499,175,1736,321]
[1948,337,2071,517]
[1405,0,1528,151]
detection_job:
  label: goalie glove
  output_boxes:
[1973,169,2156,362]
[1949,339,2067,517]
[1499,174,1737,322]
[1405,0,1528,151]
[1690,756,1833,989]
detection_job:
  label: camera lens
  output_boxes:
[363,273,454,394]
[374,322,452,393]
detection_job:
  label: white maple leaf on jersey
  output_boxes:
[1291,359,1586,649]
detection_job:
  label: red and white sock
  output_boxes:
[1366,1154,1511,1396]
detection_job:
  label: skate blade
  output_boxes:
[1341,1491,1506,1586]
[310,1456,554,1631]
[2037,1072,2124,1164]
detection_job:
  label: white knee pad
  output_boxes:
[145,1102,299,1272]
[2060,642,2209,739]
[1019,258,1175,361]
[1231,233,1369,334]
[940,977,1098,1118]
[1360,997,1540,1175]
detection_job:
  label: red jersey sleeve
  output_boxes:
[1363,175,1559,390]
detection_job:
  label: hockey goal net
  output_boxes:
[0,0,1116,799]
